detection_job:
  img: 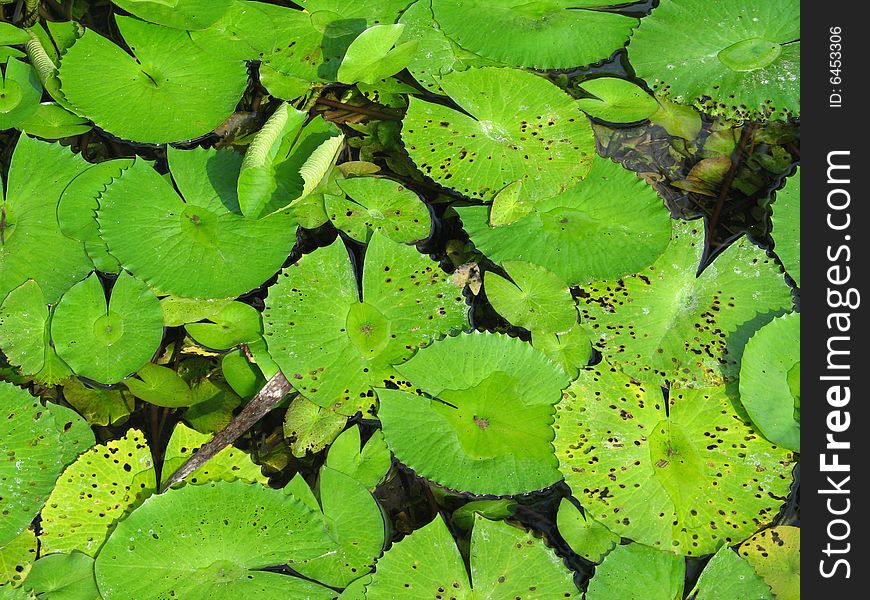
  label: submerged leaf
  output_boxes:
[378,333,569,496]
[402,67,596,202]
[553,365,794,555]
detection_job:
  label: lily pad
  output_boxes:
[555,498,618,563]
[576,77,660,123]
[185,301,263,350]
[324,426,392,490]
[97,148,297,299]
[398,0,495,94]
[51,272,164,385]
[61,377,135,427]
[431,0,637,69]
[452,499,517,530]
[58,16,249,143]
[111,0,233,30]
[365,515,578,598]
[0,382,93,547]
[0,280,71,384]
[577,219,793,388]
[691,545,773,599]
[0,135,93,304]
[770,168,799,286]
[628,0,800,121]
[402,66,596,202]
[328,176,432,243]
[0,58,41,130]
[21,552,99,600]
[484,261,577,334]
[124,363,194,408]
[283,395,348,458]
[553,365,795,555]
[188,0,278,61]
[0,528,37,587]
[262,232,468,415]
[585,543,684,600]
[738,526,800,600]
[378,332,569,496]
[739,313,800,452]
[94,481,337,599]
[337,24,418,84]
[457,155,672,284]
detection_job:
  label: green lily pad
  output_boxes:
[337,24,418,84]
[111,0,233,30]
[40,424,263,557]
[578,219,793,388]
[288,465,385,587]
[649,97,703,141]
[94,481,337,599]
[17,102,93,140]
[576,77,660,123]
[124,363,194,408]
[553,365,795,555]
[457,155,672,284]
[555,498,618,563]
[51,272,164,385]
[0,135,93,304]
[0,280,71,384]
[0,382,93,547]
[484,261,577,334]
[532,327,592,378]
[160,295,235,327]
[263,232,468,415]
[771,168,799,286]
[402,66,596,202]
[58,16,249,143]
[328,176,432,243]
[628,0,800,121]
[188,0,278,61]
[0,23,31,46]
[739,313,800,452]
[365,515,578,598]
[0,58,41,129]
[691,545,773,599]
[221,348,266,398]
[0,586,35,599]
[398,0,495,94]
[97,148,297,299]
[284,396,348,458]
[452,499,517,531]
[0,528,36,587]
[22,552,99,600]
[738,526,800,600]
[431,0,637,69]
[378,332,569,496]
[61,377,135,427]
[324,426,392,490]
[185,301,262,350]
[585,543,685,600]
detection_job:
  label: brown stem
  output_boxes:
[159,371,292,491]
[315,98,402,121]
[707,123,758,243]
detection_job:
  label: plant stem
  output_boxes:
[707,123,758,244]
[315,98,402,121]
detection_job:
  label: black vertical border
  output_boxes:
[803,1,867,596]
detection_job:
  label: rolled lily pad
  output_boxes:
[431,0,637,69]
[738,526,800,600]
[378,333,569,496]
[771,167,799,286]
[94,481,337,599]
[0,135,93,304]
[22,552,99,600]
[111,0,233,30]
[263,232,468,415]
[402,66,596,202]
[691,545,773,599]
[0,528,37,587]
[185,301,262,350]
[576,77,659,123]
[0,382,92,547]
[328,176,432,243]
[553,365,795,555]
[578,219,793,388]
[97,148,297,299]
[628,0,800,121]
[739,313,800,451]
[365,515,578,598]
[398,0,495,94]
[555,499,618,563]
[0,280,71,384]
[457,155,672,284]
[51,272,164,385]
[58,16,249,143]
[337,24,418,84]
[585,543,684,600]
